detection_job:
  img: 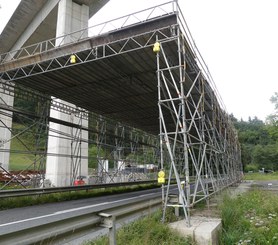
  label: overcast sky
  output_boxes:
[0,0,277,121]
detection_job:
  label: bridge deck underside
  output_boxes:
[1,14,215,135]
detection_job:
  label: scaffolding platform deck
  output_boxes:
[0,13,215,136]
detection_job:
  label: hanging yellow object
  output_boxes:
[158,170,165,184]
[153,42,160,53]
[158,170,165,178]
[70,54,76,64]
[158,177,165,184]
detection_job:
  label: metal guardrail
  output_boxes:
[0,196,162,245]
[0,180,159,198]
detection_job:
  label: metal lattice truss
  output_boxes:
[0,1,175,65]
[0,26,177,82]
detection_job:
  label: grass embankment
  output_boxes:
[85,210,195,245]
[244,172,278,181]
[220,190,278,245]
[9,123,36,171]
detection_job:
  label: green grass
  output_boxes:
[220,190,278,245]
[9,151,35,171]
[244,172,278,181]
[85,210,195,245]
[9,123,36,171]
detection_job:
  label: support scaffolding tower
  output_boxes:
[154,2,241,226]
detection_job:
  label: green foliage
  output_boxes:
[235,118,268,145]
[244,164,259,172]
[126,148,156,166]
[252,144,278,169]
[232,94,278,171]
[86,210,194,245]
[9,123,37,170]
[240,145,253,166]
[270,92,278,111]
[266,91,278,128]
[220,190,278,245]
[244,172,278,181]
[267,124,278,141]
[235,118,278,171]
[88,145,100,169]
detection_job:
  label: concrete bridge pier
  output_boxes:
[45,0,90,187]
[0,91,13,171]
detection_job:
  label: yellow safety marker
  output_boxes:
[158,170,165,184]
[70,54,76,64]
[153,42,160,53]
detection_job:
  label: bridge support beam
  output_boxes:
[45,0,89,186]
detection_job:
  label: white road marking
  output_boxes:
[0,192,157,227]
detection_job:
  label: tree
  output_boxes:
[234,93,278,171]
[266,92,278,126]
[229,113,238,123]
[270,92,278,110]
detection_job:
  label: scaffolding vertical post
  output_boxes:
[34,97,50,187]
[178,30,190,222]
[70,109,83,185]
[156,35,165,204]
[155,30,190,225]
[96,115,107,183]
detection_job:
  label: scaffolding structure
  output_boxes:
[0,82,160,188]
[0,1,242,225]
[154,3,241,225]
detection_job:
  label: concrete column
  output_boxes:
[55,0,89,45]
[46,101,88,186]
[0,91,14,171]
[46,0,89,186]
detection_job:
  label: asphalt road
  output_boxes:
[251,180,278,189]
[0,186,179,235]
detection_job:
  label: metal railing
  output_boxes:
[0,1,176,64]
[0,196,161,245]
[0,180,159,198]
